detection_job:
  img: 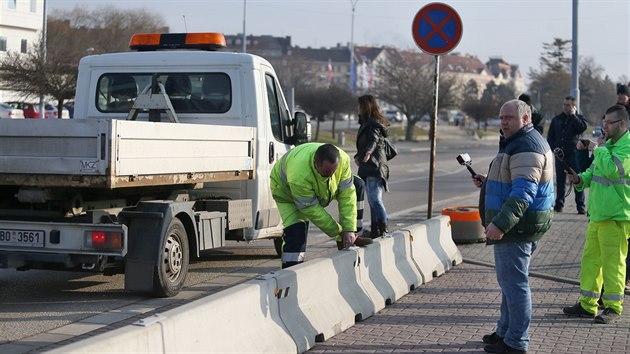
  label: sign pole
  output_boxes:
[427,54,440,219]
[411,2,462,219]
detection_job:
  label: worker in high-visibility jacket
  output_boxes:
[270,143,372,268]
[563,104,630,324]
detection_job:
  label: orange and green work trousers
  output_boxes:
[579,220,630,315]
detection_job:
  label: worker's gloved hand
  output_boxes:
[336,231,357,250]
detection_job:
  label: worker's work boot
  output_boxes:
[353,236,373,247]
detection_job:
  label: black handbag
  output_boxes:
[383,137,398,161]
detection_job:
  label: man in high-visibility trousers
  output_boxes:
[270,143,373,268]
[563,104,630,324]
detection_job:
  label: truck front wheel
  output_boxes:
[153,218,189,297]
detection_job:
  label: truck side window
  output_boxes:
[265,74,290,142]
[96,73,231,114]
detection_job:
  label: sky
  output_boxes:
[48,0,629,86]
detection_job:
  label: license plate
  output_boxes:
[0,229,45,247]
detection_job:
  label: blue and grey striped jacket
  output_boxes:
[484,124,555,244]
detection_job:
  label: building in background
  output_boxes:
[0,0,44,102]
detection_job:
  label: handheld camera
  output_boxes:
[456,153,477,177]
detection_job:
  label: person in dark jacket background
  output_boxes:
[354,94,390,238]
[518,93,544,134]
[472,99,554,353]
[547,95,588,214]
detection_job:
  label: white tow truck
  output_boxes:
[0,32,309,297]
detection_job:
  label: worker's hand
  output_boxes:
[577,139,591,150]
[342,231,357,249]
[362,152,371,163]
[568,172,581,185]
[597,132,608,147]
[485,223,504,241]
[472,173,486,188]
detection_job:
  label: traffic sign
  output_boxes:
[412,2,463,55]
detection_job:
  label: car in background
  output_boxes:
[384,109,403,122]
[0,103,25,119]
[6,101,40,118]
[5,102,67,119]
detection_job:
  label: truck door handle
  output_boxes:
[269,142,275,163]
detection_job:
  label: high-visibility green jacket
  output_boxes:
[270,143,356,238]
[576,130,630,222]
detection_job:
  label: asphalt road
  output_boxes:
[0,127,499,349]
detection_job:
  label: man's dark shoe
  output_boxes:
[594,308,620,324]
[597,297,605,310]
[562,302,596,318]
[353,236,373,247]
[483,340,526,353]
[554,206,563,212]
[482,332,503,345]
[577,208,586,215]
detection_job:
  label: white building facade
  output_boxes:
[0,0,44,101]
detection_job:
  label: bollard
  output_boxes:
[441,206,485,244]
[338,131,345,146]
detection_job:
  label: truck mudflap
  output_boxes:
[120,200,197,297]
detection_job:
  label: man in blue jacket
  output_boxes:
[472,99,555,353]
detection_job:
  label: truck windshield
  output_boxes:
[96,73,232,114]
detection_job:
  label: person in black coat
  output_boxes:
[354,94,390,238]
[547,95,588,214]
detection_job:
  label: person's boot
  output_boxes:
[372,222,388,238]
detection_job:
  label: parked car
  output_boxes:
[6,101,40,118]
[5,102,67,119]
[0,103,25,119]
[384,110,403,122]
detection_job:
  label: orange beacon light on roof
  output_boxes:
[129,32,227,51]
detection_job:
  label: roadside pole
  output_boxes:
[411,2,463,219]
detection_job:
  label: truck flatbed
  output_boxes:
[0,119,255,189]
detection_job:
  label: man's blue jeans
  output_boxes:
[493,241,537,351]
[365,176,387,225]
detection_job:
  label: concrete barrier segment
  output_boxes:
[158,276,296,353]
[406,222,443,282]
[45,321,164,353]
[273,250,370,353]
[357,233,422,308]
[425,215,463,271]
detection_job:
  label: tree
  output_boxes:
[296,86,355,141]
[578,56,616,123]
[372,49,461,141]
[462,81,516,129]
[539,38,572,73]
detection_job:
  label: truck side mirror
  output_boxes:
[292,111,311,145]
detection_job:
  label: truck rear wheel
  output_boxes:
[153,218,189,297]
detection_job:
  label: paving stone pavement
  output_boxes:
[309,193,630,353]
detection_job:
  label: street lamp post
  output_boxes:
[38,0,47,119]
[349,0,358,93]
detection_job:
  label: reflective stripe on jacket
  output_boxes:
[576,130,630,222]
[270,143,357,237]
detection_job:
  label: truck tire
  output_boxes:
[153,218,189,297]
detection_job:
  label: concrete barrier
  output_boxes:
[406,222,442,283]
[274,249,373,353]
[357,232,421,309]
[46,321,164,353]
[424,215,463,274]
[48,276,296,354]
[48,218,460,354]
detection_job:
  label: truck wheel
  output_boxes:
[273,237,283,258]
[153,218,189,297]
